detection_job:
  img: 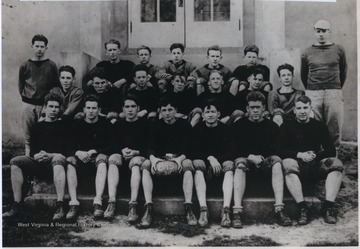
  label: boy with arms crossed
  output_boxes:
[191,99,235,227]
[140,97,196,228]
[268,63,304,126]
[232,91,291,227]
[278,96,343,224]
[19,34,59,156]
[66,95,114,220]
[108,94,150,222]
[3,93,68,221]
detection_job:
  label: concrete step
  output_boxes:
[24,194,321,221]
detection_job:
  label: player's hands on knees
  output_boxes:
[297,151,316,162]
[122,148,133,161]
[150,156,162,175]
[34,150,50,162]
[76,151,91,163]
[173,155,185,173]
[137,110,148,118]
[248,154,264,167]
[208,156,221,176]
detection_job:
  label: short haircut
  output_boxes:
[83,94,100,107]
[209,69,224,78]
[172,72,186,82]
[133,64,149,76]
[201,98,220,112]
[90,66,107,80]
[122,94,139,107]
[295,95,312,105]
[244,45,259,56]
[170,43,185,53]
[32,34,48,46]
[277,63,294,76]
[158,96,178,109]
[246,91,266,105]
[207,45,222,55]
[104,39,121,50]
[137,45,152,55]
[44,92,62,107]
[248,66,264,78]
[59,65,76,77]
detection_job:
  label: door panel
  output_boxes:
[129,0,185,48]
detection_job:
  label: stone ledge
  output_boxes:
[25,194,321,220]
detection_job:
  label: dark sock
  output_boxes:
[297,201,307,209]
[324,200,335,209]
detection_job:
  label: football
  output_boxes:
[155,160,179,176]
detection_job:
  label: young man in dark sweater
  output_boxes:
[19,34,59,156]
[81,67,122,123]
[234,67,270,121]
[140,97,196,228]
[229,45,271,96]
[195,70,237,125]
[278,95,343,224]
[66,95,114,220]
[191,99,235,228]
[108,94,150,222]
[301,20,347,150]
[87,39,135,95]
[161,73,198,126]
[232,91,291,227]
[126,64,160,120]
[3,93,68,221]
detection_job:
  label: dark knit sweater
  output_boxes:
[191,122,234,162]
[162,89,197,115]
[147,119,191,158]
[127,87,160,112]
[86,87,123,114]
[230,64,271,89]
[278,119,336,160]
[109,118,149,156]
[231,118,279,158]
[197,91,236,118]
[96,60,135,85]
[30,119,68,157]
[19,59,59,105]
[301,44,347,90]
[69,117,112,155]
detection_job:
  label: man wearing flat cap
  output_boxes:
[301,19,347,153]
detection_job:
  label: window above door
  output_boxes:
[129,0,243,48]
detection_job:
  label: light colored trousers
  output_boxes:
[306,89,344,149]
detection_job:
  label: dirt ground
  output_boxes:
[2,143,358,247]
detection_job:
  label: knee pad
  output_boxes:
[141,159,151,171]
[95,154,108,167]
[129,156,145,169]
[51,154,67,167]
[322,157,344,173]
[182,159,195,173]
[109,154,122,167]
[222,160,234,172]
[193,160,206,172]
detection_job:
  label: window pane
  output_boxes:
[213,0,230,21]
[141,0,157,22]
[160,0,176,22]
[194,0,211,22]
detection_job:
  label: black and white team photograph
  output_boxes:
[1,0,358,247]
